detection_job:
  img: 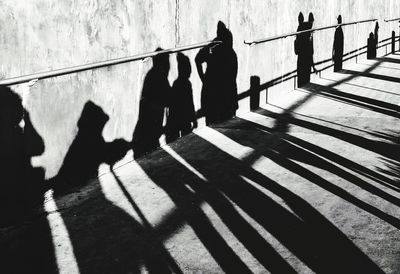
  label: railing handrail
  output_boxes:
[384,18,400,22]
[0,40,221,86]
[244,18,378,46]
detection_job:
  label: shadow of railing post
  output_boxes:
[250,76,261,110]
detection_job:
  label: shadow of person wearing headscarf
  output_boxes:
[196,21,238,125]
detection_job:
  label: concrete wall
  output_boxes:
[1,0,398,178]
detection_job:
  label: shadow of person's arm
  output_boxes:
[195,48,208,83]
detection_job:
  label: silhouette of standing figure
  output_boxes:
[367,32,376,59]
[295,12,316,87]
[0,87,45,226]
[196,21,238,125]
[374,22,379,49]
[333,15,344,72]
[132,48,171,158]
[166,53,197,143]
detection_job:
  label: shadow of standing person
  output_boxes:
[0,86,58,273]
[51,101,129,194]
[132,48,171,158]
[295,12,307,87]
[196,21,238,125]
[333,15,344,72]
[166,53,197,143]
[0,86,45,226]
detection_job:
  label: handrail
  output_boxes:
[384,18,400,22]
[0,40,221,86]
[244,18,377,46]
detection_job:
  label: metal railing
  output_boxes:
[244,18,377,46]
[384,18,400,22]
[0,40,221,86]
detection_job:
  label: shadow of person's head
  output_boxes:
[217,21,233,48]
[337,15,342,24]
[177,53,191,79]
[0,86,23,129]
[308,12,314,27]
[77,101,109,135]
[298,12,304,25]
[153,48,170,75]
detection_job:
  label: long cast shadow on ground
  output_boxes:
[258,109,400,192]
[137,148,296,273]
[212,117,400,230]
[302,83,400,118]
[145,134,385,273]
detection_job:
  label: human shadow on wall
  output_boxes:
[49,101,180,273]
[295,12,317,87]
[333,15,344,72]
[166,53,197,143]
[51,101,129,194]
[0,86,58,273]
[160,131,384,273]
[132,48,171,158]
[0,86,46,225]
[195,21,238,125]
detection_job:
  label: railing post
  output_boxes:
[250,75,260,110]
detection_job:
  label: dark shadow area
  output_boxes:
[0,86,46,225]
[295,12,317,87]
[132,48,171,158]
[50,101,129,194]
[0,86,58,273]
[137,147,296,273]
[376,56,400,64]
[195,21,238,125]
[166,53,197,143]
[50,101,179,273]
[332,15,344,72]
[155,132,385,273]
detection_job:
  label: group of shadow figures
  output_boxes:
[0,21,238,226]
[1,15,399,273]
[295,12,380,87]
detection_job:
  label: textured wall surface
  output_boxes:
[1,0,398,178]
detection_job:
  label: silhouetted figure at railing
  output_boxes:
[333,15,344,72]
[295,12,317,87]
[374,22,379,49]
[367,32,377,59]
[166,53,197,143]
[51,101,128,193]
[196,21,238,125]
[132,48,171,157]
[0,87,45,226]
[368,22,380,59]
